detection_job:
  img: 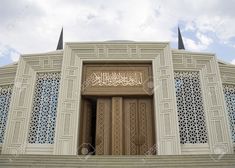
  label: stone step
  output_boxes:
[0,154,235,168]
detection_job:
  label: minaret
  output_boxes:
[178,27,185,50]
[56,28,63,50]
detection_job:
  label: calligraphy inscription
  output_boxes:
[86,72,143,87]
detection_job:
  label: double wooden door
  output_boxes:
[79,97,155,155]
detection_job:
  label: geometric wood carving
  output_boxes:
[124,98,155,155]
[111,97,123,155]
[95,98,111,155]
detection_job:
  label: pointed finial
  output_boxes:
[178,27,185,50]
[56,28,63,50]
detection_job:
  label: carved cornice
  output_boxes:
[0,63,17,85]
[219,64,235,85]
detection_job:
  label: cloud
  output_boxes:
[231,58,235,65]
[183,32,213,51]
[184,38,205,51]
[10,50,20,62]
[196,32,213,46]
[0,44,20,62]
[0,0,235,66]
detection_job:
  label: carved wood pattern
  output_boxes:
[138,101,148,154]
[124,99,138,155]
[130,101,138,155]
[124,98,155,155]
[112,97,123,155]
[95,101,104,154]
[95,98,111,155]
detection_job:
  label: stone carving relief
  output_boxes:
[174,71,208,144]
[28,72,60,144]
[223,84,235,143]
[0,85,13,143]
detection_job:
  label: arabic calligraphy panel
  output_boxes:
[82,64,152,95]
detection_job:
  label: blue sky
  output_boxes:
[1,0,235,67]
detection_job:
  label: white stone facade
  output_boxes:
[0,42,234,155]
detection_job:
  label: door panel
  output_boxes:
[124,98,155,155]
[111,97,123,155]
[95,98,111,155]
[138,98,155,154]
[124,99,138,155]
[79,99,92,154]
[80,97,155,155]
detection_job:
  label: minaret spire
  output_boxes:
[178,27,185,50]
[56,28,63,50]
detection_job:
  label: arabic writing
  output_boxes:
[86,72,143,87]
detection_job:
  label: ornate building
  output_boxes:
[0,34,235,167]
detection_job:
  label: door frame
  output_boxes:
[54,43,181,155]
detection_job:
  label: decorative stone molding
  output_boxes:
[0,63,17,86]
[219,62,235,150]
[0,63,17,153]
[54,42,181,155]
[2,51,63,154]
[172,50,233,154]
[219,63,235,85]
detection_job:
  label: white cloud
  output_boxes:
[196,32,213,46]
[184,32,213,51]
[231,58,235,65]
[0,44,20,62]
[0,0,235,65]
[0,44,7,58]
[184,38,205,51]
[10,50,20,62]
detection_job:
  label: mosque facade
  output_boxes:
[0,39,235,157]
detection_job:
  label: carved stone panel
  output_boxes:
[0,85,13,144]
[172,50,234,154]
[2,52,63,155]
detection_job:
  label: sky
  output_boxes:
[1,0,235,67]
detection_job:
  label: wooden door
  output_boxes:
[95,98,112,155]
[78,99,93,154]
[80,97,155,155]
[124,98,155,155]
